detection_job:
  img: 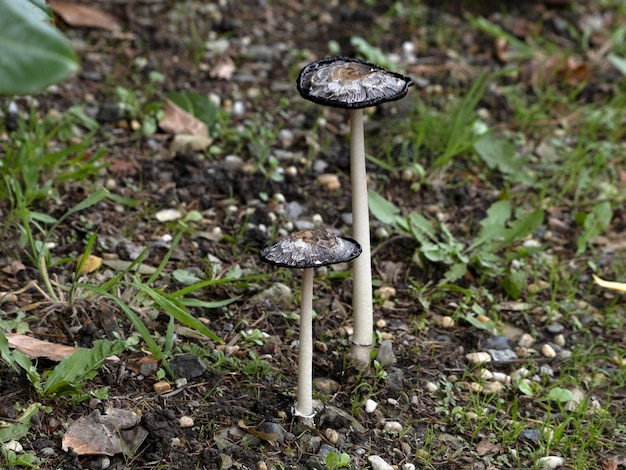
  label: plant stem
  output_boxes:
[296,267,314,417]
[349,108,373,368]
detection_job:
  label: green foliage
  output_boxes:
[368,190,544,284]
[325,451,352,469]
[574,201,612,255]
[0,0,79,95]
[0,332,127,398]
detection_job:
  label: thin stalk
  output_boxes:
[296,267,314,417]
[349,108,373,368]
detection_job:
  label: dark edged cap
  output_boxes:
[296,56,413,110]
[260,229,362,269]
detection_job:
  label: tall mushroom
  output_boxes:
[297,57,413,367]
[260,229,361,418]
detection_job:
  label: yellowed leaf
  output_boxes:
[6,333,79,361]
[592,274,626,293]
[77,254,102,275]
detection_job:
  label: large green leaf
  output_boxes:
[0,0,80,95]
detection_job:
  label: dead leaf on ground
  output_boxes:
[6,333,121,362]
[6,333,81,361]
[62,408,148,456]
[77,254,102,275]
[159,99,208,137]
[592,274,626,293]
[50,2,121,32]
[210,55,237,80]
[476,437,501,456]
[522,55,590,87]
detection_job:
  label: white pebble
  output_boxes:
[155,208,182,222]
[368,455,394,470]
[478,369,494,380]
[3,440,22,452]
[365,399,378,413]
[492,372,511,384]
[179,416,194,428]
[512,367,530,381]
[383,421,403,433]
[482,381,503,394]
[324,428,339,445]
[465,352,492,365]
[440,316,454,328]
[425,382,438,393]
[518,333,535,348]
[537,456,564,468]
[553,334,566,347]
[541,344,557,359]
[403,464,416,470]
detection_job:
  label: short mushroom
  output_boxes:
[297,57,413,367]
[260,229,362,417]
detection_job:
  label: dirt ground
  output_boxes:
[1,1,626,469]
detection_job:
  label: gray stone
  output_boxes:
[249,283,292,306]
[487,349,518,362]
[320,406,366,433]
[376,340,396,367]
[484,335,513,351]
[170,354,206,380]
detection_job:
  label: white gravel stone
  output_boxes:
[383,421,403,433]
[512,367,530,381]
[425,381,438,393]
[482,381,503,394]
[324,428,339,445]
[537,456,564,468]
[3,440,22,452]
[518,333,535,348]
[465,352,492,365]
[553,334,566,347]
[492,372,511,384]
[155,208,182,222]
[368,455,394,470]
[541,344,557,359]
[440,316,455,328]
[365,399,378,413]
[179,416,194,428]
[478,369,494,380]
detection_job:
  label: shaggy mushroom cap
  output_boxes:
[260,229,362,269]
[296,56,413,109]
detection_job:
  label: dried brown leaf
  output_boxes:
[159,99,208,137]
[6,333,80,361]
[50,2,121,32]
[62,409,147,456]
[522,55,589,87]
[210,56,237,80]
[476,437,501,456]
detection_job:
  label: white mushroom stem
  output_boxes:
[349,108,373,368]
[295,267,314,417]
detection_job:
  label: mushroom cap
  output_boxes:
[260,229,362,269]
[296,56,413,110]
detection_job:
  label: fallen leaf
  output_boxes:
[476,437,501,456]
[522,54,589,87]
[159,99,208,137]
[5,333,122,362]
[210,55,236,80]
[62,409,148,456]
[50,2,121,32]
[101,259,158,275]
[77,254,102,275]
[6,333,80,361]
[592,274,626,293]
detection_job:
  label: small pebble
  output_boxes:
[482,381,503,394]
[519,428,541,443]
[518,333,535,348]
[256,461,268,470]
[425,382,438,393]
[365,399,378,413]
[316,173,341,190]
[179,416,194,428]
[465,352,492,365]
[492,372,511,384]
[383,421,403,433]
[478,369,493,380]
[541,344,557,359]
[153,381,171,393]
[403,465,416,470]
[3,440,22,452]
[368,455,394,470]
[546,323,564,334]
[440,316,454,328]
[375,226,390,240]
[553,334,566,347]
[378,286,396,300]
[324,428,339,445]
[376,339,396,367]
[537,456,564,468]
